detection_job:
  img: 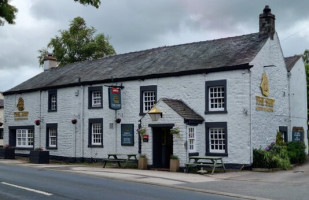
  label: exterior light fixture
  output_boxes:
[148,104,162,121]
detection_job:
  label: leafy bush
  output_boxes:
[253,142,291,170]
[276,131,286,146]
[287,141,307,164]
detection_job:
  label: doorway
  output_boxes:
[152,127,173,168]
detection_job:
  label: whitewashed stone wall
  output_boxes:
[289,58,308,151]
[249,33,290,162]
[3,34,296,166]
[0,93,3,127]
[4,68,253,165]
[0,93,3,146]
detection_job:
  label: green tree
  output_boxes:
[0,0,100,26]
[303,49,309,65]
[74,0,101,8]
[38,17,115,67]
[0,0,18,25]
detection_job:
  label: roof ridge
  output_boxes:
[68,32,261,66]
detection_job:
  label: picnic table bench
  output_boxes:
[103,153,138,168]
[185,156,226,174]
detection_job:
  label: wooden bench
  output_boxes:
[103,154,138,168]
[185,156,226,174]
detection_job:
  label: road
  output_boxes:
[0,164,238,200]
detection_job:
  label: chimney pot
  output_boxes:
[43,54,58,71]
[259,5,275,39]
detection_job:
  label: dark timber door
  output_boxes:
[152,127,173,168]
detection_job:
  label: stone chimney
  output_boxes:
[259,5,275,39]
[43,54,58,71]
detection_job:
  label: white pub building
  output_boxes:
[3,6,308,169]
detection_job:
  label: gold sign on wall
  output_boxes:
[260,73,269,97]
[14,97,29,120]
[256,73,275,112]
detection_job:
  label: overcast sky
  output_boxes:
[1,0,309,92]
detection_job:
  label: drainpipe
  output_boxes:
[115,110,117,153]
[287,72,291,140]
[185,124,188,165]
[249,69,253,163]
[80,84,85,159]
[74,123,77,159]
[39,91,42,148]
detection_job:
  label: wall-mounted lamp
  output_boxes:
[148,104,162,121]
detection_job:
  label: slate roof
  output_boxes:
[285,55,302,72]
[162,98,204,125]
[5,32,269,95]
[0,99,3,108]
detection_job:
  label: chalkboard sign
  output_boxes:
[292,127,304,142]
[292,131,304,141]
[108,87,121,110]
[121,124,134,146]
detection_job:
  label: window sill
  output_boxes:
[46,147,57,150]
[204,110,227,115]
[205,152,228,157]
[48,110,57,112]
[15,147,34,150]
[88,106,103,109]
[88,145,104,148]
[188,152,199,156]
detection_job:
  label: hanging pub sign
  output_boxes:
[108,87,121,110]
[121,124,134,146]
[292,127,304,142]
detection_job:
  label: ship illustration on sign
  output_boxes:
[260,73,269,97]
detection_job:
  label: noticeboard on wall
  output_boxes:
[121,124,134,146]
[108,87,121,110]
[292,127,304,142]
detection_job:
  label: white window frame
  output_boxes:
[50,94,57,111]
[92,123,102,145]
[16,129,34,148]
[48,128,57,148]
[187,126,196,152]
[92,91,102,107]
[209,86,225,112]
[143,91,156,113]
[209,128,226,154]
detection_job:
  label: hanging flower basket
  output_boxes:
[71,119,77,124]
[170,127,180,135]
[34,119,40,126]
[137,127,147,136]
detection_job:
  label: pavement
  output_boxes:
[1,159,309,200]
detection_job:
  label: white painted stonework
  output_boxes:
[3,34,308,167]
[289,58,308,151]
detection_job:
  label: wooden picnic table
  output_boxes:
[185,156,226,174]
[103,153,138,168]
